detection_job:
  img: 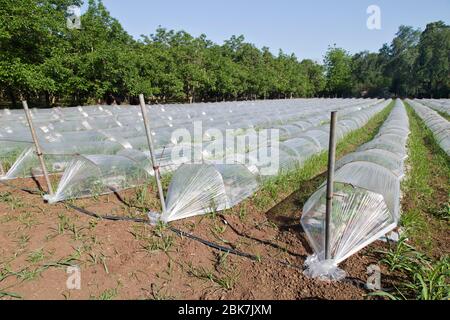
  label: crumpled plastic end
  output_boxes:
[303,254,347,281]
[42,194,58,204]
[147,211,163,226]
[379,228,405,243]
[380,230,399,242]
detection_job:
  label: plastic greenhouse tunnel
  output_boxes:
[418,99,450,116]
[1,98,382,177]
[300,99,409,281]
[407,99,450,156]
[154,99,392,223]
[35,99,391,207]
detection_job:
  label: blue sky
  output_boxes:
[82,0,449,61]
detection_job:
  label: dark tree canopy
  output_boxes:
[0,0,448,108]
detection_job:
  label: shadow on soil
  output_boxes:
[264,171,329,258]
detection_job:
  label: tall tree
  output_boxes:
[415,21,450,98]
[0,0,82,106]
[351,51,389,97]
[384,25,421,97]
[300,59,325,97]
[1,1,448,106]
[324,46,353,97]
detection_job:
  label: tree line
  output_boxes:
[0,0,449,108]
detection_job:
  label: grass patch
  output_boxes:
[402,102,449,230]
[373,101,450,300]
[0,192,24,210]
[130,222,175,255]
[436,110,450,122]
[27,248,46,264]
[188,264,240,291]
[148,283,175,300]
[374,237,449,300]
[91,287,119,300]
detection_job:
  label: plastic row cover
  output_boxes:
[0,101,384,179]
[1,98,376,122]
[1,98,375,137]
[407,99,450,156]
[161,100,392,222]
[44,149,153,203]
[418,99,450,116]
[300,100,409,280]
[2,141,125,180]
[2,99,383,182]
[0,99,381,172]
[42,99,390,206]
[162,163,260,222]
[4,99,382,145]
[261,99,392,174]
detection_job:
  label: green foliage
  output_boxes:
[188,264,240,290]
[372,101,450,301]
[376,238,449,300]
[403,102,450,223]
[0,1,326,106]
[384,26,421,97]
[415,22,450,98]
[351,51,390,97]
[324,46,353,97]
[0,1,448,106]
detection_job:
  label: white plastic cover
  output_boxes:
[419,99,450,115]
[301,99,409,280]
[162,163,261,222]
[407,99,450,156]
[1,99,378,174]
[1,98,390,205]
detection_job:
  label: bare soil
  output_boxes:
[2,173,441,301]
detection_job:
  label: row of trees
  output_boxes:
[0,0,449,108]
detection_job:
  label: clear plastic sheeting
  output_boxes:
[1,98,391,204]
[157,100,392,222]
[303,254,347,281]
[270,99,392,174]
[418,99,450,116]
[1,98,384,175]
[161,163,260,222]
[302,183,396,277]
[407,99,450,156]
[331,162,402,219]
[44,151,153,204]
[301,100,409,280]
[78,100,388,204]
[1,141,125,180]
[336,149,405,178]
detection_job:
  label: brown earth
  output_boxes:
[0,174,426,301]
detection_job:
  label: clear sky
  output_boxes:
[83,0,450,61]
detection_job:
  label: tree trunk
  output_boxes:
[45,92,51,108]
[8,88,17,108]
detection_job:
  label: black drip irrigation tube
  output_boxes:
[66,202,304,271]
[0,179,369,291]
[0,180,302,270]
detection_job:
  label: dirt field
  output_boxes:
[0,105,448,300]
[0,170,444,300]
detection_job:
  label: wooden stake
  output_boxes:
[139,94,167,213]
[22,101,54,196]
[325,111,337,260]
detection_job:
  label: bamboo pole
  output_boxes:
[325,111,337,260]
[139,94,167,213]
[22,101,54,196]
